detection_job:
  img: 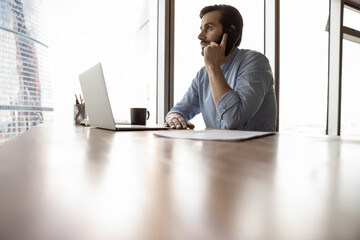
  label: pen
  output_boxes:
[75,94,80,104]
[79,94,83,104]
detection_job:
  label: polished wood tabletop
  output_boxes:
[0,123,359,240]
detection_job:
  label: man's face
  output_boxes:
[198,10,224,56]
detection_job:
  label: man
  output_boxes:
[164,4,277,131]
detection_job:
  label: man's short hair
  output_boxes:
[199,4,243,47]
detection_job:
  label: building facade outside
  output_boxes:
[0,0,52,143]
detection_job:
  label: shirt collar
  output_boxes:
[221,48,239,73]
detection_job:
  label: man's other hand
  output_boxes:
[164,113,195,129]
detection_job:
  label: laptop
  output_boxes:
[79,63,169,131]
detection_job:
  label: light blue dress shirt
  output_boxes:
[169,48,277,131]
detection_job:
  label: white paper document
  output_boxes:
[154,129,275,141]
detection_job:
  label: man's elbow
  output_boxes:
[218,99,252,129]
[222,112,249,130]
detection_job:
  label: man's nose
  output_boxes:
[198,31,205,40]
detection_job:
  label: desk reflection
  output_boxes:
[0,124,359,240]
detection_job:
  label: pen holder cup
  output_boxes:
[74,104,86,125]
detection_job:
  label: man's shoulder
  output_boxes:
[197,65,208,76]
[189,66,208,85]
[233,48,270,67]
[235,48,267,60]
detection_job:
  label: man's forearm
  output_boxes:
[207,65,232,106]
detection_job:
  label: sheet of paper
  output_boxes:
[154,129,275,141]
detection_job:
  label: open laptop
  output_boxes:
[79,63,169,131]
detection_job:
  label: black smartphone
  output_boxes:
[216,27,240,56]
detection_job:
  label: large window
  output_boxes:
[47,0,158,125]
[174,0,264,129]
[0,0,52,143]
[341,7,360,136]
[279,0,329,134]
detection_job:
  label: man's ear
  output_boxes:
[230,24,236,30]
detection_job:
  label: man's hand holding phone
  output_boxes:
[164,112,195,129]
[203,33,227,70]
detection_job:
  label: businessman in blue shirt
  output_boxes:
[164,4,277,131]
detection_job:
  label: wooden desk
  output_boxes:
[0,123,359,240]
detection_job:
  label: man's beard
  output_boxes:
[200,41,209,56]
